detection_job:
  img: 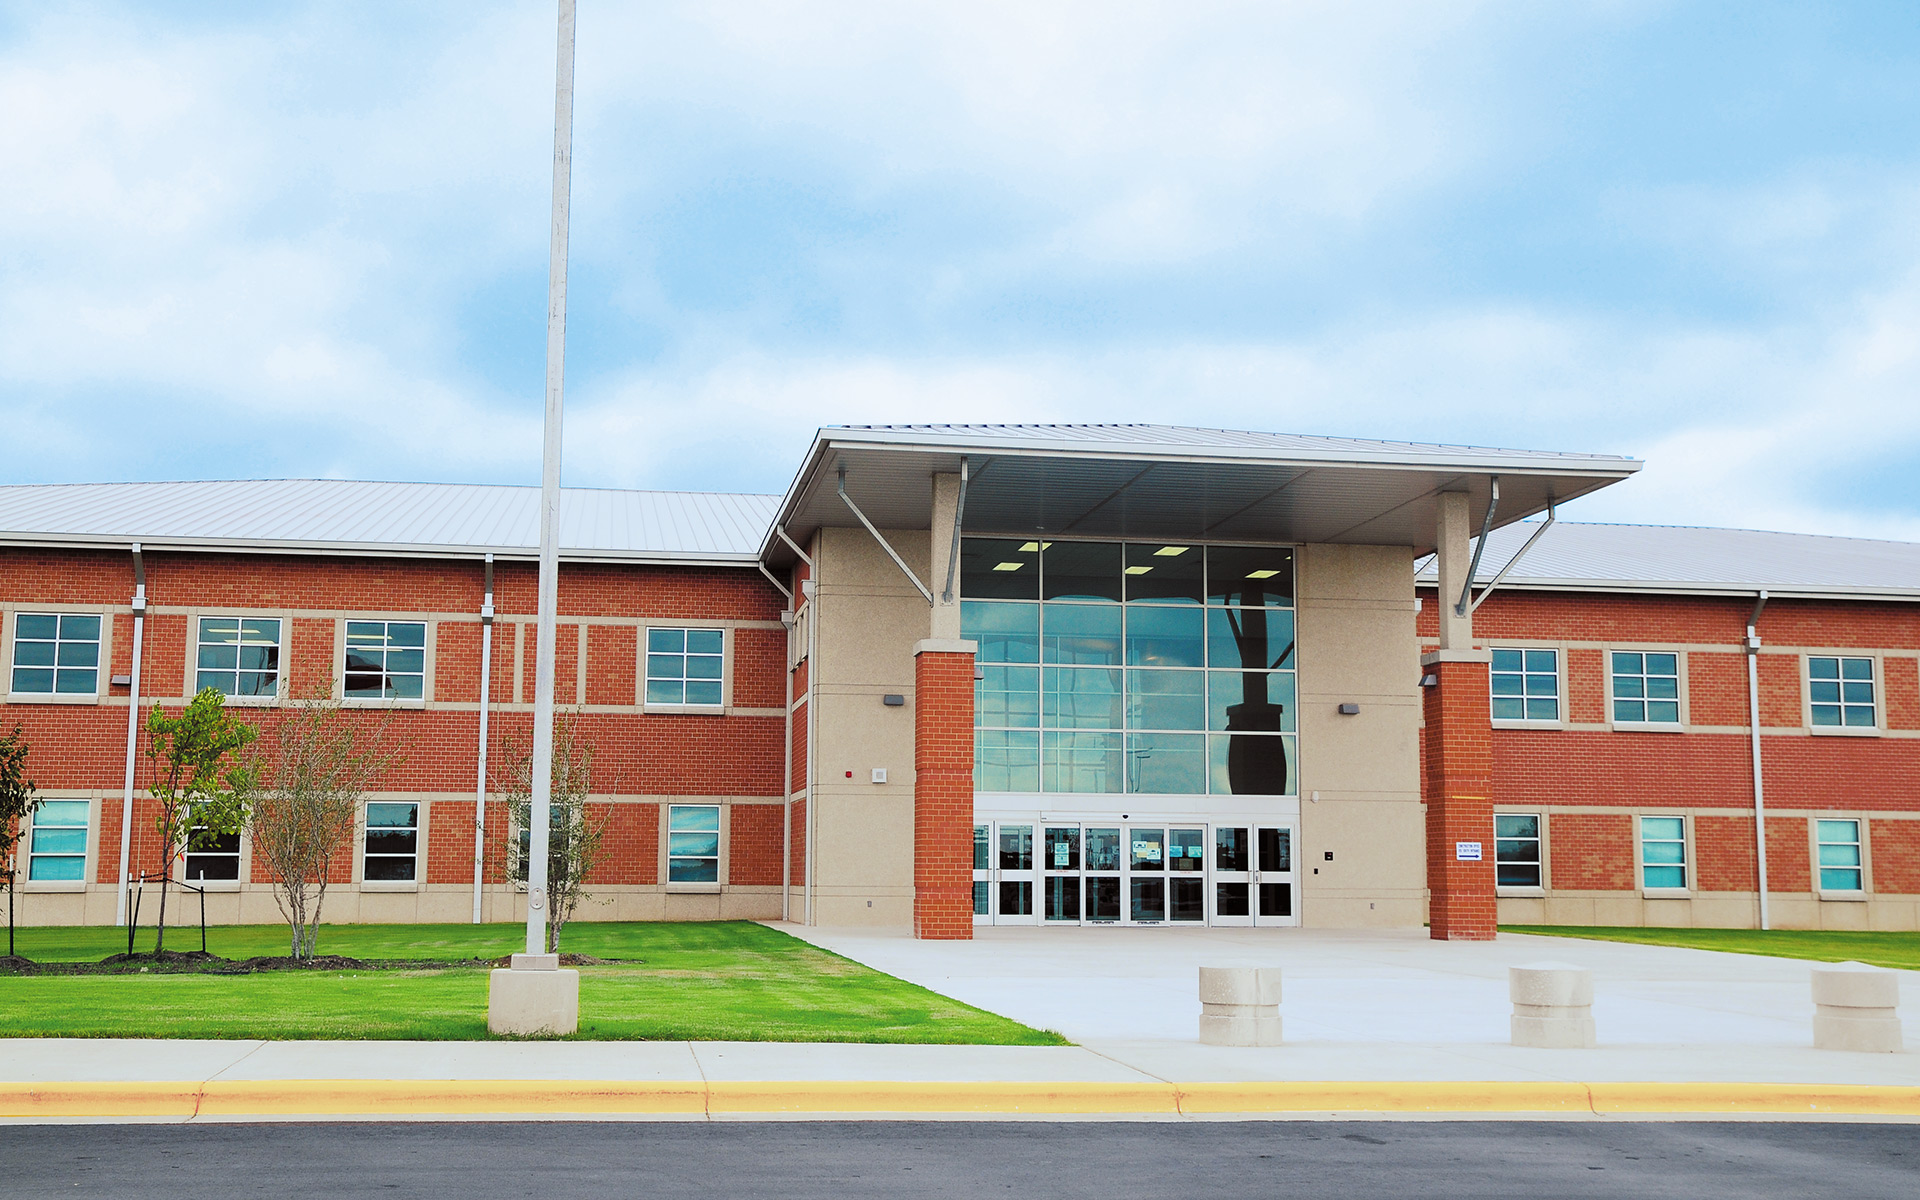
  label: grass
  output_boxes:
[1504,925,1920,972]
[0,920,1066,1044]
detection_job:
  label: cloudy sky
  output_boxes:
[3,2,1918,538]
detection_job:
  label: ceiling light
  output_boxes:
[1153,546,1189,556]
[1245,569,1280,579]
[994,562,1026,572]
[1125,566,1152,575]
[1018,541,1052,552]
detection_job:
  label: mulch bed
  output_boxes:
[0,951,631,976]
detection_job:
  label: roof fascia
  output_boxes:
[0,533,761,569]
[1412,578,1920,603]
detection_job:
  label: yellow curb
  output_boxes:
[707,1080,1181,1115]
[1176,1081,1594,1114]
[0,1082,202,1119]
[1589,1083,1920,1117]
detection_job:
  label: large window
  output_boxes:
[646,628,725,707]
[27,800,89,882]
[1494,813,1542,888]
[962,539,1296,797]
[184,814,240,882]
[364,802,419,882]
[1491,648,1558,722]
[1640,815,1687,891]
[1611,651,1679,725]
[345,620,426,700]
[10,612,101,696]
[1816,819,1863,893]
[668,804,721,882]
[1808,656,1875,729]
[197,617,282,699]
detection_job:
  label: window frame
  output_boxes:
[5,607,109,705]
[181,811,245,889]
[361,799,422,889]
[1637,813,1690,896]
[664,803,724,891]
[23,798,92,890]
[190,612,287,706]
[641,625,730,713]
[1493,810,1545,896]
[1804,654,1881,736]
[1606,647,1686,732]
[337,617,432,707]
[1813,816,1868,899]
[1489,644,1564,728]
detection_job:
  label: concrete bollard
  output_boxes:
[1198,966,1282,1046]
[1509,962,1595,1048]
[1811,961,1904,1053]
[488,953,580,1037]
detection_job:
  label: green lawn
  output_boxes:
[0,921,1065,1044]
[1504,925,1920,972]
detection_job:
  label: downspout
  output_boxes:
[804,574,819,926]
[1746,589,1770,930]
[471,554,494,924]
[758,555,798,924]
[114,543,146,927]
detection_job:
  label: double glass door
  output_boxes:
[974,819,1296,926]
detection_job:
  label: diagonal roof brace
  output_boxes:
[1465,495,1558,615]
[1455,478,1499,617]
[838,466,933,605]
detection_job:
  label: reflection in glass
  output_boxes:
[1044,827,1080,871]
[998,825,1033,870]
[1084,828,1122,872]
[1043,732,1123,793]
[1129,828,1165,871]
[976,664,1040,728]
[973,824,990,871]
[1258,882,1292,917]
[1044,541,1123,603]
[1258,826,1291,872]
[1215,826,1249,872]
[1206,607,1294,669]
[1129,670,1207,730]
[1206,546,1294,607]
[1207,671,1294,732]
[1168,828,1204,872]
[975,730,1039,792]
[960,538,1040,600]
[1130,878,1165,921]
[999,881,1034,916]
[1207,733,1295,797]
[1044,876,1080,921]
[973,881,989,915]
[963,602,1040,663]
[1216,882,1250,917]
[1126,606,1204,667]
[1170,877,1205,922]
[1087,876,1121,921]
[1127,732,1206,794]
[1044,667,1124,729]
[1124,543,1203,605]
[1042,604,1123,665]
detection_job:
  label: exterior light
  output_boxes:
[1153,546,1189,556]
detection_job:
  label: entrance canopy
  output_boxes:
[762,424,1641,563]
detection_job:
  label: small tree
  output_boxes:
[501,714,606,953]
[248,694,401,959]
[145,688,258,954]
[0,725,39,957]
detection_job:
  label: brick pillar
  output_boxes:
[1424,655,1495,940]
[914,641,975,940]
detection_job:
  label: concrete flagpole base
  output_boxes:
[487,953,580,1037]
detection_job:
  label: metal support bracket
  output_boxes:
[757,561,793,603]
[940,458,970,604]
[1454,477,1499,617]
[481,553,495,624]
[839,467,933,604]
[1464,494,1557,616]
[775,524,815,569]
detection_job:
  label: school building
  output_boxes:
[3,424,1916,937]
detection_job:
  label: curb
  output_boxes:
[2,1080,1918,1119]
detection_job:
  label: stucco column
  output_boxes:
[1423,491,1495,940]
[914,639,976,939]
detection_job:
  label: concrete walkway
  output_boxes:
[2,925,1916,1121]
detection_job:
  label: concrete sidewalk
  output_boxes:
[2,927,1916,1121]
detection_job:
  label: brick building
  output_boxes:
[2,425,1915,935]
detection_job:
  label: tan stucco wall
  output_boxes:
[805,524,930,926]
[1293,543,1426,928]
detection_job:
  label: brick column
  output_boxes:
[914,640,976,940]
[1423,654,1495,939]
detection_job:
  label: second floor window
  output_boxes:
[1611,651,1680,725]
[1491,648,1558,722]
[1808,656,1875,729]
[346,621,426,700]
[646,628,724,706]
[11,612,101,696]
[197,617,282,699]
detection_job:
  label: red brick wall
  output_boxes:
[1546,813,1633,890]
[914,650,975,939]
[584,801,659,886]
[1886,657,1920,731]
[728,803,784,887]
[1424,658,1494,939]
[1871,819,1920,894]
[1694,814,1810,893]
[1566,647,1605,724]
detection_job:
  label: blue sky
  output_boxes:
[3,1,1919,538]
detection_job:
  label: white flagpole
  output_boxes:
[527,0,575,957]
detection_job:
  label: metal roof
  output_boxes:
[1416,521,1920,601]
[0,480,781,564]
[765,424,1642,562]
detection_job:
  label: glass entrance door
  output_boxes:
[1254,825,1296,926]
[1083,826,1123,922]
[972,823,991,926]
[1211,825,1253,926]
[1042,826,1081,923]
[1209,823,1296,925]
[995,823,1037,925]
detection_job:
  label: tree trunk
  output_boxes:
[153,869,171,956]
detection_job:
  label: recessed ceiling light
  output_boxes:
[1153,546,1189,556]
[1017,541,1053,552]
[1245,569,1280,579]
[994,562,1026,572]
[1124,565,1152,575]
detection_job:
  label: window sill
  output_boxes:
[180,881,243,893]
[359,880,420,892]
[665,882,723,894]
[1809,726,1881,738]
[6,693,100,706]
[1818,890,1868,903]
[341,698,428,710]
[1641,888,1692,900]
[644,704,728,716]
[21,881,89,893]
[1491,720,1563,731]
[1610,722,1687,734]
[216,696,284,708]
[1495,886,1545,899]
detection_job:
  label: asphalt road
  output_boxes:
[2,1120,1915,1199]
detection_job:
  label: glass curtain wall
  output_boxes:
[963,537,1297,797]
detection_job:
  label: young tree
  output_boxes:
[501,713,606,953]
[247,694,401,959]
[0,725,39,958]
[145,688,258,955]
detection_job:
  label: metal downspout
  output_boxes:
[780,598,794,924]
[113,544,146,927]
[804,573,819,927]
[1746,590,1771,930]
[471,555,494,924]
